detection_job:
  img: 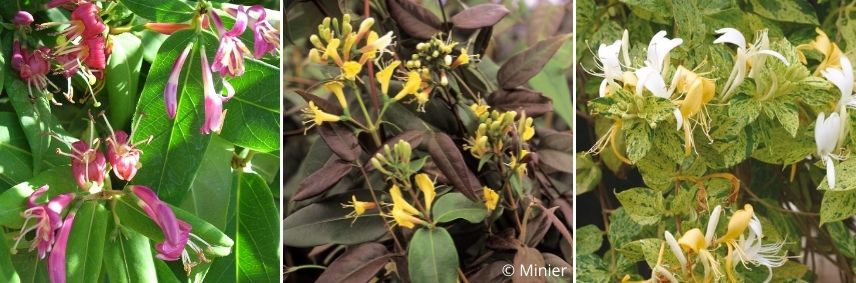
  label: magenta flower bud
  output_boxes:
[11,41,24,71]
[106,131,142,181]
[209,7,251,78]
[48,210,75,283]
[200,46,234,134]
[14,11,34,26]
[248,5,279,59]
[70,141,106,191]
[11,186,74,260]
[130,186,191,261]
[71,3,105,38]
[165,43,193,119]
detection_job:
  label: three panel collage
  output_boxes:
[0,0,854,282]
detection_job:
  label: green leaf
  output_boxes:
[0,166,77,228]
[576,254,610,283]
[106,33,145,129]
[220,59,281,153]
[623,120,652,163]
[607,207,643,250]
[528,38,572,126]
[575,225,603,256]
[432,192,487,223]
[407,227,459,283]
[233,171,280,282]
[103,227,157,283]
[0,112,33,189]
[282,190,387,247]
[820,189,856,225]
[615,187,665,225]
[67,201,109,283]
[130,29,215,204]
[10,250,48,283]
[180,136,234,230]
[0,236,21,283]
[818,158,856,191]
[825,221,856,258]
[575,153,601,195]
[749,0,818,25]
[153,259,181,283]
[119,0,195,22]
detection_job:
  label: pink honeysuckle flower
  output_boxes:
[200,45,234,134]
[130,186,212,271]
[48,208,75,283]
[40,3,104,43]
[106,131,141,181]
[144,23,192,35]
[66,140,106,191]
[209,7,251,78]
[14,11,34,26]
[10,186,74,260]
[12,42,56,98]
[81,36,107,70]
[247,5,280,59]
[165,42,194,119]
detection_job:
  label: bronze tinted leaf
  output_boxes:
[318,122,360,162]
[294,157,352,201]
[512,247,546,283]
[426,132,480,200]
[497,34,571,89]
[316,243,391,283]
[295,89,342,115]
[387,0,442,39]
[487,88,553,117]
[451,4,510,29]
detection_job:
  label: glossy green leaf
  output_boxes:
[231,171,280,282]
[180,135,234,230]
[67,201,109,283]
[220,59,281,153]
[432,192,487,224]
[407,227,459,283]
[120,0,196,22]
[153,259,181,283]
[106,33,145,129]
[9,251,48,283]
[0,236,20,283]
[130,29,215,204]
[103,226,157,283]
[0,112,33,189]
[282,190,387,247]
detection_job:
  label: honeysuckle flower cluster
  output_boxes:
[161,4,280,134]
[464,101,535,173]
[651,205,786,283]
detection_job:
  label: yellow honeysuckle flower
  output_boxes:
[414,173,436,210]
[677,227,723,282]
[390,184,419,216]
[341,61,362,81]
[324,38,342,65]
[509,149,529,177]
[451,48,470,68]
[483,187,499,211]
[391,206,421,229]
[470,101,490,118]
[393,71,422,101]
[519,114,535,141]
[798,28,843,73]
[376,61,401,95]
[342,195,377,219]
[673,66,715,155]
[678,228,707,253]
[322,81,347,109]
[360,31,394,64]
[414,88,431,111]
[718,204,754,243]
[302,101,340,130]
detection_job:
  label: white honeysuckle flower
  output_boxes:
[652,266,679,283]
[821,56,855,109]
[645,31,683,76]
[596,40,624,97]
[733,216,786,283]
[714,28,788,99]
[635,66,670,98]
[664,230,687,267]
[815,112,842,188]
[705,205,723,245]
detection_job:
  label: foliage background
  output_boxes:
[0,0,281,282]
[576,0,856,282]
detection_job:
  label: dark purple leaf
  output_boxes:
[488,88,553,117]
[467,260,512,283]
[426,132,481,200]
[497,34,571,89]
[294,157,352,201]
[512,247,546,283]
[537,149,571,173]
[387,0,442,39]
[315,243,391,283]
[451,4,509,29]
[524,205,555,247]
[319,123,360,162]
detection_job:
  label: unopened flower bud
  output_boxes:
[308,48,322,63]
[310,34,323,49]
[14,11,34,26]
[444,55,452,66]
[440,73,448,86]
[358,17,375,35]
